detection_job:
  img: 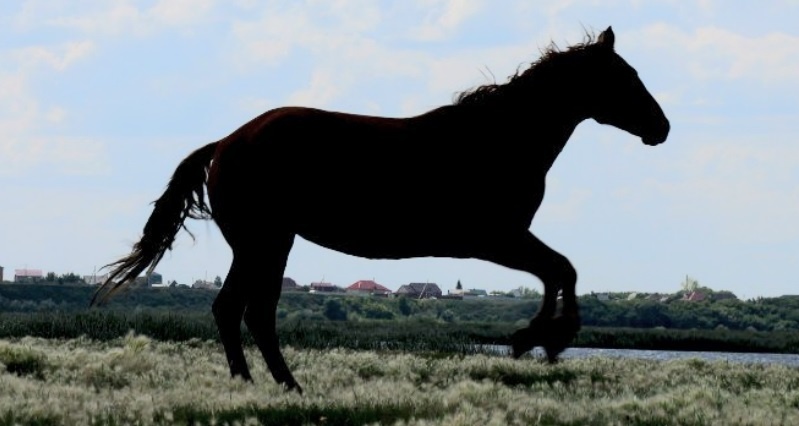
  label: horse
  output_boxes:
[92,26,669,394]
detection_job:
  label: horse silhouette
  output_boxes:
[92,26,669,394]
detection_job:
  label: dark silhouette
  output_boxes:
[92,26,669,394]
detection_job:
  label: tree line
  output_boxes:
[1,284,797,332]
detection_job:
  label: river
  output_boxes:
[480,345,799,367]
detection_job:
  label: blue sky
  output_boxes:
[1,1,797,300]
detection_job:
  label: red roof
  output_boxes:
[15,269,43,277]
[347,280,391,293]
[684,291,706,301]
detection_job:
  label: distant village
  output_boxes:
[0,265,723,303]
[1,265,513,300]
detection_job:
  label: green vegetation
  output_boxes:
[2,335,798,425]
[2,283,799,332]
[2,283,799,355]
[2,310,799,355]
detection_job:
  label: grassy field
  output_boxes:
[2,334,798,425]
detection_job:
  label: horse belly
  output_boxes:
[295,196,529,261]
[300,229,475,260]
[295,207,481,260]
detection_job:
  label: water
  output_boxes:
[480,345,799,368]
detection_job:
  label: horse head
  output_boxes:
[585,26,670,146]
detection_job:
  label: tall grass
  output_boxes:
[1,335,798,425]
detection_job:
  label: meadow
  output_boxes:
[2,333,799,426]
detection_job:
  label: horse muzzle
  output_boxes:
[642,118,670,146]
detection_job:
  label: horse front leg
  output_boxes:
[481,230,580,362]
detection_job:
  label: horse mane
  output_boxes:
[454,31,599,106]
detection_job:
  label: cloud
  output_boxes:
[287,69,344,107]
[14,0,215,37]
[629,23,799,85]
[12,40,95,71]
[230,1,386,68]
[0,45,107,177]
[615,136,799,245]
[407,0,484,41]
[149,0,214,28]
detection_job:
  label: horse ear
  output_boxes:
[597,26,615,50]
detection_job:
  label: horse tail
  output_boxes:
[90,141,219,307]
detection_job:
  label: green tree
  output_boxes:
[398,297,412,316]
[324,298,347,321]
[363,303,394,320]
[440,309,456,323]
[518,286,541,299]
[456,280,462,291]
[60,273,83,283]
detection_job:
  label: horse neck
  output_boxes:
[464,82,589,172]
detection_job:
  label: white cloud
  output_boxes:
[0,58,107,177]
[15,0,214,37]
[149,0,214,27]
[617,137,799,244]
[408,0,484,41]
[42,2,142,36]
[230,5,310,66]
[12,40,95,72]
[317,0,382,33]
[287,69,344,108]
[629,23,799,85]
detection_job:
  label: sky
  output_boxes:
[1,1,797,300]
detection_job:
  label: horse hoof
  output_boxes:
[540,315,580,363]
[510,321,546,358]
[543,345,563,364]
[511,331,533,359]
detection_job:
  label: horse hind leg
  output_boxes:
[481,231,580,362]
[212,258,253,381]
[240,231,303,394]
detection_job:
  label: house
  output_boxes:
[395,282,442,299]
[132,272,163,288]
[14,269,43,283]
[192,279,217,290]
[282,277,299,290]
[310,281,338,293]
[346,280,392,296]
[148,272,163,286]
[448,288,464,297]
[683,291,706,302]
[463,289,488,299]
[83,273,110,285]
[594,292,610,301]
